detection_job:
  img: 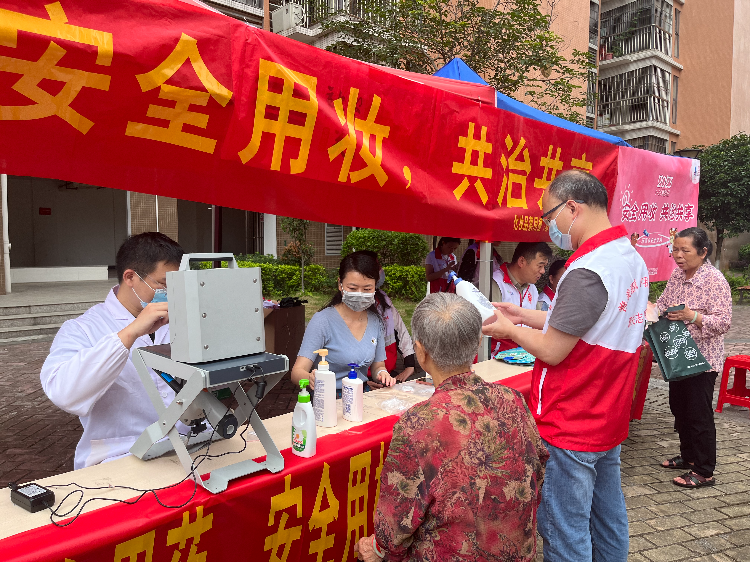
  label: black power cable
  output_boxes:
[39,371,265,528]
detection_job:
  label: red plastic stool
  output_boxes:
[715,355,750,416]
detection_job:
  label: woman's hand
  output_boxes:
[666,306,696,323]
[377,369,397,387]
[395,367,414,382]
[308,369,317,390]
[356,535,382,562]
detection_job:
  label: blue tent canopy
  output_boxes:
[434,58,631,147]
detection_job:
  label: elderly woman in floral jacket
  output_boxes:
[657,227,732,489]
[357,293,548,562]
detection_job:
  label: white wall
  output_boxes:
[8,177,128,267]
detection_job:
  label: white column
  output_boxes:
[126,191,132,237]
[1,174,9,293]
[263,213,277,257]
[478,241,492,361]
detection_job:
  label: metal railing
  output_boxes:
[600,0,673,59]
[628,135,668,153]
[597,65,671,127]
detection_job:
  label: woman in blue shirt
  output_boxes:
[292,251,396,392]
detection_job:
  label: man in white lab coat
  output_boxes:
[40,232,184,469]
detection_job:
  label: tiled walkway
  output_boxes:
[0,307,749,560]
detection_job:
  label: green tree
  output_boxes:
[697,133,750,267]
[279,217,315,266]
[322,0,594,123]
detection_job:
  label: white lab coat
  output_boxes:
[40,286,178,469]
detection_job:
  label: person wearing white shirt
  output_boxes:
[40,232,184,469]
[489,242,552,355]
[425,237,460,293]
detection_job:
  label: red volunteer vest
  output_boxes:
[530,226,649,452]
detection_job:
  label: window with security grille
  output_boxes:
[628,135,668,154]
[325,224,344,256]
[597,65,670,127]
[600,0,673,58]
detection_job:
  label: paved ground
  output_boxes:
[0,306,748,560]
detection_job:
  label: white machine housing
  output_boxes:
[167,254,264,363]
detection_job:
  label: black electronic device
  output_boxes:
[10,482,55,513]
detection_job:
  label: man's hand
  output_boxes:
[482,308,517,340]
[118,303,169,349]
[493,302,527,325]
[356,535,382,562]
[395,367,414,382]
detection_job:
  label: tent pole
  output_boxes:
[478,241,492,361]
[1,174,9,294]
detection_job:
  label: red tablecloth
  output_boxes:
[1,365,654,562]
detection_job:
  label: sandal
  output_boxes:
[661,456,689,470]
[673,471,716,488]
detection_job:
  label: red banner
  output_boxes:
[0,417,397,562]
[0,0,620,241]
[609,147,700,281]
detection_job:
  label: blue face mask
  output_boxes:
[133,273,168,308]
[548,207,577,251]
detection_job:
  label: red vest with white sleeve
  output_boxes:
[530,225,649,452]
[491,263,539,354]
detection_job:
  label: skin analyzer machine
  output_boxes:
[130,254,289,493]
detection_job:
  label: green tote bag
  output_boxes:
[644,305,711,382]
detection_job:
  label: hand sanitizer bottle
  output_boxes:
[313,348,337,427]
[292,379,316,457]
[342,363,364,422]
[449,271,496,324]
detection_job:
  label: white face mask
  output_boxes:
[341,290,376,312]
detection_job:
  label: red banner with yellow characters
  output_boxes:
[0,0,620,241]
[0,417,397,562]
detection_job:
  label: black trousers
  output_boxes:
[669,371,718,478]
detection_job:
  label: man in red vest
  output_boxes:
[483,171,648,562]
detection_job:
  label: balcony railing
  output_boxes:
[597,65,671,127]
[600,0,673,59]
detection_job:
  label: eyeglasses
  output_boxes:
[541,199,584,225]
[136,272,167,291]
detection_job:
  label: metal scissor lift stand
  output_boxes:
[130,344,289,493]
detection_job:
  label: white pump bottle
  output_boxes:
[312,348,338,427]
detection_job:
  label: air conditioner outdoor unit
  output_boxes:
[272,3,306,33]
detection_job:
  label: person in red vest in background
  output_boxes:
[488,241,552,355]
[538,259,566,311]
[483,170,649,562]
[457,240,503,286]
[425,237,460,293]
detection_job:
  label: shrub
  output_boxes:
[729,260,749,271]
[342,229,429,266]
[649,281,668,302]
[235,253,279,265]
[739,244,750,263]
[723,271,749,297]
[196,259,327,296]
[382,265,426,301]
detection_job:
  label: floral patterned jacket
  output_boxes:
[656,262,732,373]
[374,372,549,561]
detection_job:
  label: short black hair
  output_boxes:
[437,237,460,249]
[512,242,553,264]
[677,227,714,262]
[116,232,184,283]
[548,170,608,210]
[548,259,566,277]
[322,251,383,315]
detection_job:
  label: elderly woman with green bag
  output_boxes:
[654,227,732,488]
